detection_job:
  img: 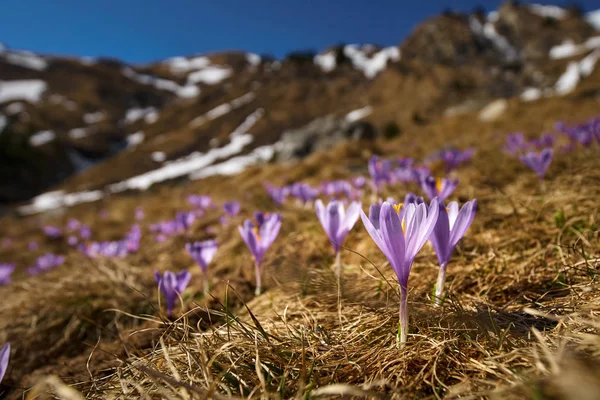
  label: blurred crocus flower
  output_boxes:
[351,176,366,188]
[99,209,109,219]
[519,148,553,179]
[439,148,474,172]
[503,133,527,155]
[368,155,393,189]
[188,195,212,209]
[223,201,241,216]
[411,166,431,183]
[175,211,196,233]
[28,241,39,251]
[154,270,191,317]
[315,200,361,277]
[79,225,92,239]
[430,200,477,305]
[27,253,64,275]
[529,133,555,149]
[321,180,353,198]
[66,218,81,231]
[0,264,15,285]
[135,207,145,221]
[397,157,414,168]
[67,235,79,247]
[403,193,424,205]
[289,183,319,204]
[43,226,62,238]
[264,183,288,205]
[420,177,458,201]
[361,199,439,345]
[239,212,282,295]
[186,240,218,293]
[0,343,10,383]
[392,168,415,184]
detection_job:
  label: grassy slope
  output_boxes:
[0,77,599,398]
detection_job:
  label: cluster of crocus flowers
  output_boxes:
[361,198,440,346]
[556,118,599,148]
[420,176,459,201]
[223,201,241,216]
[437,148,475,172]
[0,264,15,285]
[0,343,10,383]
[264,183,289,205]
[315,200,361,277]
[289,183,319,205]
[429,200,477,305]
[27,253,64,275]
[504,132,556,155]
[188,195,212,210]
[43,226,62,238]
[186,240,218,294]
[81,225,141,258]
[368,155,393,190]
[155,270,191,317]
[519,148,553,179]
[150,212,196,241]
[239,212,282,295]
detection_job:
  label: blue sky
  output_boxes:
[1,1,598,63]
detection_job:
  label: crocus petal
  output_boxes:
[449,200,477,248]
[431,202,451,266]
[0,343,9,383]
[360,209,389,259]
[175,270,192,293]
[379,202,407,284]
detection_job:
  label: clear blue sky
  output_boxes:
[1,0,597,63]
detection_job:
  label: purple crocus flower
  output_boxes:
[79,225,92,240]
[238,212,282,295]
[352,176,366,188]
[188,195,212,209]
[223,201,241,216]
[397,157,414,168]
[27,253,64,275]
[393,168,415,184]
[66,218,81,231]
[135,207,145,221]
[315,200,361,277]
[0,264,15,285]
[154,270,191,317]
[43,226,62,238]
[503,133,527,155]
[175,211,196,232]
[361,199,439,345]
[0,343,10,383]
[529,133,556,149]
[368,155,393,189]
[420,177,458,201]
[430,200,477,305]
[290,183,319,204]
[67,235,79,246]
[28,241,39,251]
[264,183,288,205]
[186,240,218,293]
[439,148,474,172]
[519,148,553,179]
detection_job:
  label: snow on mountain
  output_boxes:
[314,52,336,72]
[555,49,600,95]
[164,56,211,73]
[189,92,256,128]
[0,80,47,103]
[343,45,400,78]
[187,66,233,85]
[125,107,159,124]
[83,111,105,124]
[122,68,199,98]
[587,9,600,30]
[528,4,567,20]
[2,50,48,71]
[346,106,373,122]
[550,37,600,59]
[126,132,145,147]
[246,53,261,66]
[29,130,55,146]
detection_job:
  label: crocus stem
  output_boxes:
[398,286,408,348]
[203,270,210,296]
[334,251,342,278]
[434,263,447,307]
[255,262,262,296]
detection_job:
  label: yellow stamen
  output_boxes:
[253,227,261,242]
[393,203,404,215]
[402,220,406,234]
[436,178,443,194]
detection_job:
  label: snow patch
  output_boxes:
[314,52,336,72]
[555,49,600,95]
[4,102,24,115]
[246,53,261,66]
[110,109,264,192]
[345,106,373,122]
[151,152,166,162]
[189,92,256,128]
[190,143,277,180]
[48,94,77,110]
[479,99,507,121]
[127,131,145,147]
[165,56,210,73]
[469,17,518,61]
[125,107,158,124]
[29,130,55,146]
[83,111,105,124]
[122,68,199,98]
[529,4,567,20]
[68,127,91,139]
[587,10,600,30]
[0,80,47,103]
[550,36,600,59]
[18,190,104,215]
[343,45,400,79]
[187,66,233,85]
[3,50,48,71]
[520,87,543,102]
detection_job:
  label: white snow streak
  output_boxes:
[187,66,233,85]
[3,51,48,71]
[550,37,600,59]
[345,106,373,122]
[529,4,567,20]
[0,80,47,103]
[314,52,337,72]
[122,68,199,98]
[29,130,55,146]
[18,190,104,215]
[555,49,600,95]
[189,92,256,128]
[127,131,145,147]
[83,111,105,124]
[343,45,400,79]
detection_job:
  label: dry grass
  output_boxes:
[0,83,599,398]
